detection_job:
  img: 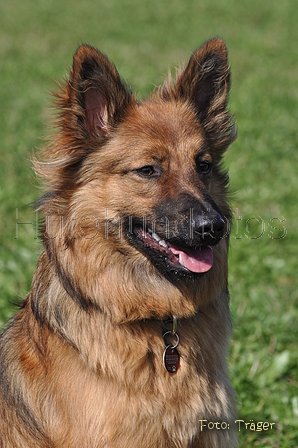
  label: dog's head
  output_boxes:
[35,39,236,319]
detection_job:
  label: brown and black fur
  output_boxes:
[0,38,238,447]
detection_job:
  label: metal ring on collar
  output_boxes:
[163,331,179,349]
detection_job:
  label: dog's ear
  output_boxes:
[173,38,236,151]
[61,45,131,138]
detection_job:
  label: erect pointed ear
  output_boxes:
[62,45,131,138]
[173,38,237,151]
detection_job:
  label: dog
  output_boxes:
[0,38,238,447]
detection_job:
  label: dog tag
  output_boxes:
[163,346,180,374]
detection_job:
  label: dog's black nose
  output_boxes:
[193,212,225,243]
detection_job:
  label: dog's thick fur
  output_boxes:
[0,38,238,447]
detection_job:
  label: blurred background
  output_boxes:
[0,0,297,446]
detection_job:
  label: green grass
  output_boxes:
[0,0,297,446]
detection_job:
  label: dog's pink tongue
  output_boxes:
[171,245,213,273]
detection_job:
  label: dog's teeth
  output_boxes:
[152,232,160,242]
[159,239,167,248]
[141,229,147,238]
[179,254,185,267]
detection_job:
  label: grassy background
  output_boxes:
[0,0,297,446]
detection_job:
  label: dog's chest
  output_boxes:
[53,328,230,448]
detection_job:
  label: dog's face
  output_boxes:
[91,100,229,280]
[35,39,236,319]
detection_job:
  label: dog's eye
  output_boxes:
[197,161,212,174]
[135,166,155,177]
